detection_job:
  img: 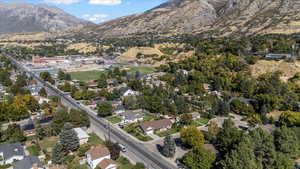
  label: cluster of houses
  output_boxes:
[0,142,43,169]
[0,127,118,169]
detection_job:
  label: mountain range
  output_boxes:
[80,0,300,38]
[0,1,92,34]
[1,0,300,37]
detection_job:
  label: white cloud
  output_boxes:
[82,14,109,23]
[44,0,80,4]
[89,0,122,5]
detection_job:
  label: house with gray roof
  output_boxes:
[120,110,145,125]
[139,119,173,135]
[0,143,25,165]
[74,128,90,145]
[13,155,44,169]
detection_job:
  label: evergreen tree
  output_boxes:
[162,134,176,157]
[52,142,66,164]
[97,74,108,88]
[273,126,300,158]
[59,123,79,152]
[39,87,47,97]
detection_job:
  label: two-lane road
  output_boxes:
[7,55,178,169]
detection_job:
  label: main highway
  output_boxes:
[6,55,178,169]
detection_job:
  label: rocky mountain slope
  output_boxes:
[81,0,300,37]
[0,1,92,34]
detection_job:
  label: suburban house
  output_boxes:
[21,119,36,136]
[120,110,144,125]
[34,96,50,105]
[265,53,292,59]
[109,101,123,114]
[37,115,53,126]
[86,146,111,169]
[74,128,90,145]
[87,80,98,89]
[139,119,173,135]
[24,85,41,96]
[0,143,25,165]
[13,155,44,169]
[190,112,201,120]
[97,159,117,169]
[120,87,140,98]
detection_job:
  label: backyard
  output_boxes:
[123,123,153,142]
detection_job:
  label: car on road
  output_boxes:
[118,143,126,152]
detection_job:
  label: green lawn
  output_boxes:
[70,70,105,82]
[192,118,210,126]
[88,133,105,145]
[123,124,153,142]
[39,136,59,152]
[26,145,40,156]
[117,156,135,169]
[127,66,155,76]
[143,113,156,121]
[156,125,181,137]
[106,116,122,124]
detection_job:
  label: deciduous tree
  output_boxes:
[180,126,204,149]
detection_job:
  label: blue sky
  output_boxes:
[3,0,167,23]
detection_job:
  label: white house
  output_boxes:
[120,110,144,125]
[0,143,25,165]
[34,96,50,105]
[86,146,111,169]
[122,89,139,97]
[97,159,117,169]
[74,128,90,145]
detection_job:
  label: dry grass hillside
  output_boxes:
[250,60,300,81]
[118,47,164,61]
[117,43,194,66]
[66,43,97,54]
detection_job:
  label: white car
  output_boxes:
[118,143,126,152]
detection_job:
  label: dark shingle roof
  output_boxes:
[13,155,43,169]
[21,119,35,131]
[0,142,25,160]
[39,115,53,124]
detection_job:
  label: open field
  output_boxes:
[70,70,105,82]
[126,66,156,76]
[70,66,155,82]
